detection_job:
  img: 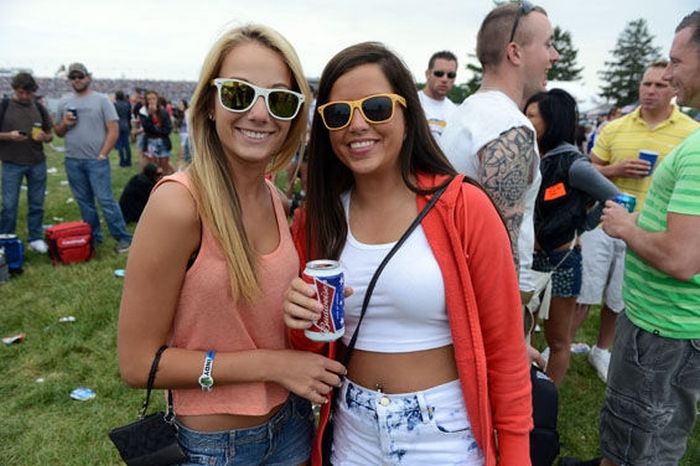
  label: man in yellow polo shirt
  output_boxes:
[571,60,698,383]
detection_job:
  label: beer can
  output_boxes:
[31,123,42,140]
[302,260,345,342]
[613,193,637,213]
[67,106,78,120]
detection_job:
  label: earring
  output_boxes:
[208,114,214,121]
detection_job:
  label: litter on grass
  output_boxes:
[70,387,96,401]
[58,316,76,323]
[114,269,125,278]
[2,333,25,345]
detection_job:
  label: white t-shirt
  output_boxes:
[418,90,457,139]
[440,90,541,292]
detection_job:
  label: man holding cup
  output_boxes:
[571,60,699,383]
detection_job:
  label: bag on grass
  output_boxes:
[0,234,24,273]
[530,365,560,466]
[45,221,94,265]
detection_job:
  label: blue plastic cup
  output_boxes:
[639,150,658,175]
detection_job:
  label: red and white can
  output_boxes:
[302,260,345,342]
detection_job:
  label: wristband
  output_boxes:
[198,350,216,392]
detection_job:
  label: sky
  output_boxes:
[0,0,695,97]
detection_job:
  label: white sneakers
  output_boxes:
[29,239,49,254]
[588,346,611,383]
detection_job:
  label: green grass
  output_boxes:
[1,139,698,464]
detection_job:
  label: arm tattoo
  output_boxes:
[476,126,537,267]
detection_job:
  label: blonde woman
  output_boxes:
[118,24,345,465]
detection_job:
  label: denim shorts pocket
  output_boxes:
[180,452,220,466]
[290,394,314,423]
[430,405,470,434]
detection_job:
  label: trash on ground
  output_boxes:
[46,167,59,174]
[65,197,74,204]
[58,316,76,323]
[70,387,96,401]
[35,377,45,384]
[114,269,125,278]
[2,333,25,345]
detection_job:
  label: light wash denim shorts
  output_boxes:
[331,378,484,465]
[175,394,313,466]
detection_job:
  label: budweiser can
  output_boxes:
[302,260,345,342]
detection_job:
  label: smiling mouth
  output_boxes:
[349,140,375,151]
[239,128,270,140]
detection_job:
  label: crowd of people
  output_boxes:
[1,3,699,466]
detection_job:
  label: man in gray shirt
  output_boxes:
[54,63,131,253]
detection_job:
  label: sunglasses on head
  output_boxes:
[69,73,86,80]
[210,78,305,121]
[509,0,535,43]
[432,70,456,79]
[316,93,407,131]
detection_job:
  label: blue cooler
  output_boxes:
[0,234,24,273]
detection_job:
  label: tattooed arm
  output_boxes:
[476,126,537,270]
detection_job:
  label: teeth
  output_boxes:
[350,140,374,149]
[240,129,267,140]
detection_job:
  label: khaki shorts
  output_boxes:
[577,228,626,312]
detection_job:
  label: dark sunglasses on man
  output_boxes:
[432,70,457,79]
[509,0,535,43]
[69,73,86,80]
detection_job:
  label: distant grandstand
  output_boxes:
[0,76,197,113]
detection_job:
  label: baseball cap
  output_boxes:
[68,63,89,76]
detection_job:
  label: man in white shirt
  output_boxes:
[441,2,559,297]
[418,51,458,138]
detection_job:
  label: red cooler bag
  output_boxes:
[45,221,95,265]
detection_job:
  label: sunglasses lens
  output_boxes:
[433,71,445,78]
[362,96,393,123]
[322,103,352,128]
[268,91,300,119]
[447,72,457,79]
[220,81,255,111]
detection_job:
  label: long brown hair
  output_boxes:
[305,42,457,260]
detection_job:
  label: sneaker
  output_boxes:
[588,346,611,382]
[114,240,131,254]
[28,239,48,254]
[571,342,591,354]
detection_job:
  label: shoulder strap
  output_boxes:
[35,100,50,129]
[341,181,450,366]
[139,345,173,419]
[0,97,9,129]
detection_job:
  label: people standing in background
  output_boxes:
[0,72,53,254]
[114,90,132,167]
[571,60,698,383]
[418,50,458,139]
[139,90,174,175]
[54,62,132,254]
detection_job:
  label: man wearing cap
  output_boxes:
[54,63,132,253]
[418,51,458,138]
[0,72,53,254]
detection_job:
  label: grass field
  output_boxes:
[0,139,698,465]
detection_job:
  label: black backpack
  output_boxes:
[530,365,561,466]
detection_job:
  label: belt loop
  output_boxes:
[415,392,432,423]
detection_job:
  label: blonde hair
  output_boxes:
[187,24,310,302]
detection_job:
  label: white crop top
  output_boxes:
[338,192,452,352]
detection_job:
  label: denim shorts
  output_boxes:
[600,313,700,465]
[532,246,582,297]
[175,394,314,466]
[145,137,171,158]
[331,378,484,465]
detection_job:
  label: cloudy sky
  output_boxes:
[0,0,695,95]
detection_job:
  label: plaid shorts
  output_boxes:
[532,246,582,297]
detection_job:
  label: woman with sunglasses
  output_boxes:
[139,90,174,174]
[117,24,345,465]
[284,42,532,466]
[523,89,619,386]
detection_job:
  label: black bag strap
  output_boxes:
[0,97,9,129]
[139,345,174,420]
[341,181,449,366]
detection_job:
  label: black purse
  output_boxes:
[321,182,449,465]
[109,345,187,466]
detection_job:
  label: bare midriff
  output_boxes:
[178,401,286,432]
[338,343,458,393]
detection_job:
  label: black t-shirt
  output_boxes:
[0,99,51,165]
